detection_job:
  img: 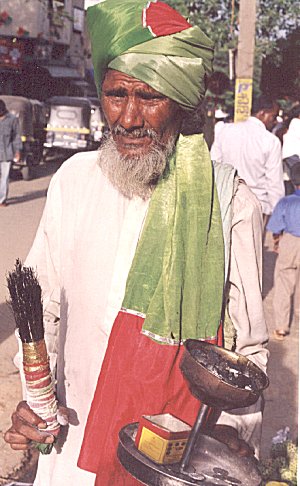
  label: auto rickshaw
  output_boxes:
[43,96,103,161]
[0,95,46,180]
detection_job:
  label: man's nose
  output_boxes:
[119,97,143,130]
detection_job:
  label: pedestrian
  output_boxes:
[282,105,300,195]
[210,94,285,227]
[266,162,300,340]
[0,99,22,206]
[4,1,269,485]
[213,107,229,138]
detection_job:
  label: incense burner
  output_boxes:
[118,339,269,485]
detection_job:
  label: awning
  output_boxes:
[45,65,82,79]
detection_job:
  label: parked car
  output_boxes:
[0,95,46,180]
[43,96,104,160]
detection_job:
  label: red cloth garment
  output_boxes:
[78,310,221,485]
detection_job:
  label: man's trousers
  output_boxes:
[273,233,300,332]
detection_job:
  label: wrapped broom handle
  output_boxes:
[22,339,60,453]
[7,260,60,454]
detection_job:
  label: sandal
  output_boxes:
[273,330,289,341]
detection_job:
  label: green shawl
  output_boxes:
[122,134,225,343]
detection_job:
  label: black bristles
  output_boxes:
[7,259,44,343]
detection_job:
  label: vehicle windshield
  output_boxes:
[48,105,90,128]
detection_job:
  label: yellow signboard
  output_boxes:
[234,78,253,123]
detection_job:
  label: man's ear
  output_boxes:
[254,109,265,121]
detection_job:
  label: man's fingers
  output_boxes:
[236,439,255,457]
[4,426,31,446]
[225,436,254,456]
[11,443,31,451]
[11,412,54,443]
[57,405,69,426]
[209,424,254,457]
[16,401,46,428]
[4,422,54,452]
[4,401,55,452]
[225,436,240,452]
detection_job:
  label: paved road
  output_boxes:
[261,235,299,455]
[0,161,298,484]
[0,162,61,485]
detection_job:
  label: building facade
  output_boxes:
[0,0,93,100]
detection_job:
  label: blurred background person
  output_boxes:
[0,99,22,207]
[211,95,284,228]
[282,104,300,195]
[266,162,300,340]
[213,108,229,138]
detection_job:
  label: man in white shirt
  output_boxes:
[211,95,284,220]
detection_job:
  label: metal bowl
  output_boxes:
[180,340,269,410]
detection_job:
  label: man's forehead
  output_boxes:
[102,69,163,94]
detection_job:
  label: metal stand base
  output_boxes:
[117,423,262,486]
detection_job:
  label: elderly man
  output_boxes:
[4,1,268,485]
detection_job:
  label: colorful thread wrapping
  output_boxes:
[22,340,60,447]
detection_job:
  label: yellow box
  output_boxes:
[136,413,191,465]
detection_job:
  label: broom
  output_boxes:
[7,259,60,454]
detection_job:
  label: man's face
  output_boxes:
[101,70,183,157]
[257,106,279,131]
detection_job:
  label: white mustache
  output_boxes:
[111,125,158,140]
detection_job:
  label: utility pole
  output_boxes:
[234,0,257,122]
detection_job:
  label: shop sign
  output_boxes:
[234,78,253,123]
[0,38,24,69]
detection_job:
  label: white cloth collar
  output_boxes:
[248,116,267,130]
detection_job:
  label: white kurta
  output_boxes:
[210,116,284,215]
[282,117,300,159]
[19,151,268,486]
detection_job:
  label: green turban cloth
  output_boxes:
[87,0,214,111]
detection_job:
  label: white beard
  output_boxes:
[97,132,176,200]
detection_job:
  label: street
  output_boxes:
[0,161,61,485]
[0,160,298,484]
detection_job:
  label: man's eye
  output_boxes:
[105,91,126,98]
[140,93,164,101]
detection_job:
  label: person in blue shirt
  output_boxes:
[267,162,300,340]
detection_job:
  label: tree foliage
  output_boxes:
[184,0,239,49]
[169,0,300,100]
[171,0,300,54]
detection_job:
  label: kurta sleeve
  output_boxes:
[29,171,63,357]
[210,134,224,164]
[20,171,63,376]
[216,181,269,458]
[265,136,284,214]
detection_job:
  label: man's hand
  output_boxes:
[13,151,21,163]
[4,401,55,451]
[208,424,255,457]
[272,233,281,253]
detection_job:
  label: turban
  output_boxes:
[87,0,214,111]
